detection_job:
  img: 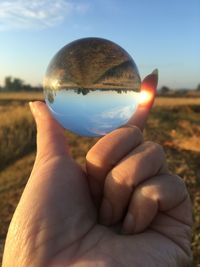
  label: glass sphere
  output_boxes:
[43,37,141,137]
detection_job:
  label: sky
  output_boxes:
[0,0,199,89]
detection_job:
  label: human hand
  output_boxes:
[2,71,192,267]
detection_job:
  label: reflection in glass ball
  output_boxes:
[43,37,141,137]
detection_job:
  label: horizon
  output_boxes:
[0,0,199,89]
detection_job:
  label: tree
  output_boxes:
[4,76,13,91]
[196,84,200,91]
[12,78,24,91]
[160,86,170,95]
[4,76,24,91]
[2,76,42,92]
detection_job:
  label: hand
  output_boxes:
[2,71,192,267]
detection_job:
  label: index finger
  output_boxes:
[127,69,158,131]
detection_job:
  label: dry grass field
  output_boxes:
[0,92,200,266]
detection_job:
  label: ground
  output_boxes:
[0,92,199,266]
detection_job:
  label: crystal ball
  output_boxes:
[43,37,141,137]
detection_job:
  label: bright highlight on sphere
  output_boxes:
[43,37,141,137]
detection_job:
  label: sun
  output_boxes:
[139,90,153,105]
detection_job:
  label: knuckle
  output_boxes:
[137,184,157,199]
[86,148,105,168]
[109,167,130,187]
[125,125,143,142]
[171,174,188,196]
[145,141,165,157]
[116,125,144,143]
[131,126,144,142]
[127,125,143,136]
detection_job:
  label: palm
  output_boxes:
[15,156,190,267]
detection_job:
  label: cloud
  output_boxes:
[0,0,90,31]
[85,105,138,136]
[99,105,136,120]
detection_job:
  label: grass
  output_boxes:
[0,92,200,266]
[0,105,36,170]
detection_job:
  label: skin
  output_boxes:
[2,71,192,267]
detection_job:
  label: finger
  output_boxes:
[127,69,158,131]
[29,101,69,161]
[100,141,168,225]
[122,174,189,234]
[86,126,143,205]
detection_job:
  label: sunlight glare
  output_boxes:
[139,90,153,105]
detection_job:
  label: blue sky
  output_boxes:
[0,0,199,89]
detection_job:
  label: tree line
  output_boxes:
[0,76,42,92]
[1,76,200,94]
[158,84,200,96]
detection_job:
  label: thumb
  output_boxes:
[127,69,158,131]
[29,101,69,161]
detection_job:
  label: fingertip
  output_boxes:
[29,101,37,120]
[29,101,49,120]
[144,68,159,86]
[151,68,158,77]
[29,101,34,113]
[29,101,64,131]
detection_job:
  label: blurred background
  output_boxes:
[0,0,199,266]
